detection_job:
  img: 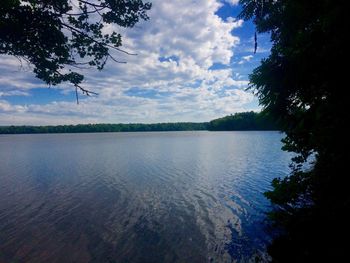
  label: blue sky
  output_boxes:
[0,0,271,125]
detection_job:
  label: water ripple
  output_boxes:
[0,131,291,263]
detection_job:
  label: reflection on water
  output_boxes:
[0,131,290,262]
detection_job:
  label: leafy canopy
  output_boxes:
[0,0,151,99]
[239,0,347,261]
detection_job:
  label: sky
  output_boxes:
[0,0,271,125]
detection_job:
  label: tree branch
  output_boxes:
[61,23,133,58]
[54,70,98,104]
[76,0,110,9]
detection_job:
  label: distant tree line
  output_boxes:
[207,111,279,131]
[0,122,207,134]
[0,111,279,134]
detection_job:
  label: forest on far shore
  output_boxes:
[0,111,280,134]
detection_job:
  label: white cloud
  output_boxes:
[0,90,30,97]
[0,0,260,125]
[238,55,254,64]
[223,0,240,6]
[0,100,27,113]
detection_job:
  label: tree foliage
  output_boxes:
[208,111,279,131]
[0,111,281,134]
[0,0,151,99]
[239,0,347,261]
[0,122,208,134]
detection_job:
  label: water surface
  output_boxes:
[0,131,290,262]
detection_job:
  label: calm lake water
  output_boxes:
[0,131,290,263]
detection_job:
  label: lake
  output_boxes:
[0,131,290,263]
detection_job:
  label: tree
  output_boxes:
[239,0,347,261]
[208,111,280,131]
[0,0,151,101]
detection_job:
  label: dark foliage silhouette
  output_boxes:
[0,0,151,101]
[239,0,347,261]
